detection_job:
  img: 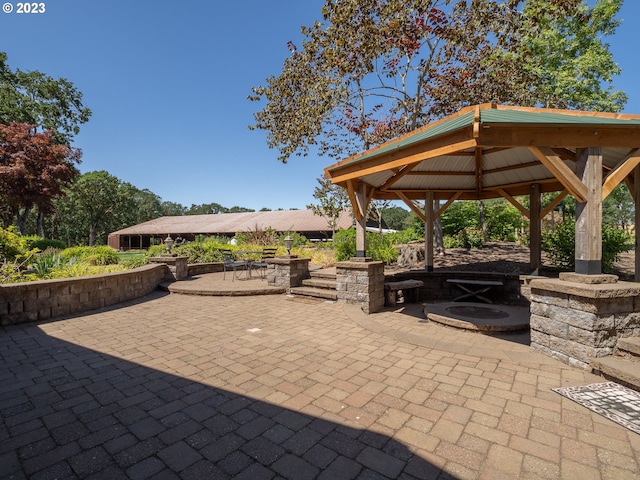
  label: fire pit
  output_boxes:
[424,302,529,333]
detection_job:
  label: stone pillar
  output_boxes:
[335,257,385,314]
[530,273,640,369]
[148,255,188,281]
[267,256,310,289]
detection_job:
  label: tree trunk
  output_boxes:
[478,200,489,241]
[17,207,29,235]
[89,224,96,246]
[435,201,445,255]
[36,211,44,237]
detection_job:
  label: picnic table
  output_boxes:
[446,278,503,304]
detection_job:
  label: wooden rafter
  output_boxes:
[329,139,478,184]
[346,180,364,221]
[397,192,426,222]
[541,189,569,218]
[435,192,462,219]
[497,188,530,219]
[475,147,483,192]
[602,148,640,200]
[529,146,588,202]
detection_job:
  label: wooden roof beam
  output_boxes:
[329,138,478,184]
[397,192,426,222]
[541,189,569,218]
[435,192,462,219]
[602,148,640,200]
[496,188,530,219]
[529,146,588,202]
[346,180,364,221]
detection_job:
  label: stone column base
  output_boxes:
[267,256,310,289]
[336,257,385,314]
[530,274,640,369]
[149,255,188,281]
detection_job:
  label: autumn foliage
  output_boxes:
[0,122,81,230]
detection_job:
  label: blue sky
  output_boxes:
[1,0,638,211]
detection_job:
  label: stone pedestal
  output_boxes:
[336,257,385,314]
[149,255,188,281]
[267,256,310,288]
[530,273,640,369]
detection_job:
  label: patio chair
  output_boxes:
[221,249,246,281]
[252,247,278,279]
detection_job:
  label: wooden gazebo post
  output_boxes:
[424,192,434,272]
[636,165,640,281]
[354,181,369,257]
[530,184,542,272]
[575,147,603,275]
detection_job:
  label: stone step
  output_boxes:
[309,270,337,281]
[289,286,338,301]
[590,356,640,393]
[301,278,336,289]
[618,337,640,358]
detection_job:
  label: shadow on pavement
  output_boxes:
[0,318,459,480]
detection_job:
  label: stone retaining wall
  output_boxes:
[530,273,640,369]
[0,264,167,326]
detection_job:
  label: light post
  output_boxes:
[164,234,173,255]
[284,235,293,256]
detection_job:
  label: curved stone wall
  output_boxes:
[0,264,167,326]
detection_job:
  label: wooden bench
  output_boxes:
[446,278,503,304]
[384,280,424,307]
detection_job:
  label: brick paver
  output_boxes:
[1,286,639,479]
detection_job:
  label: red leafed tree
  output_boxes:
[0,123,81,234]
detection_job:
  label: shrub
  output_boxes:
[24,236,66,251]
[0,226,28,262]
[60,246,119,265]
[542,220,633,273]
[333,228,399,264]
[457,227,485,249]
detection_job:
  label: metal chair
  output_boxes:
[221,249,246,281]
[252,247,277,279]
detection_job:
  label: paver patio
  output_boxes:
[1,286,639,479]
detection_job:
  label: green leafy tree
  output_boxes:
[53,171,125,246]
[250,0,625,163]
[603,184,634,230]
[382,205,411,231]
[0,52,91,144]
[521,0,626,111]
[307,177,349,238]
[161,201,187,216]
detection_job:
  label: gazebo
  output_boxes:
[324,103,640,280]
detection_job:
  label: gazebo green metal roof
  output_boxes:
[325,104,640,202]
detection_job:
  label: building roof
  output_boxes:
[110,209,353,237]
[324,104,640,202]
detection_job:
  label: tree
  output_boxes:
[53,171,125,246]
[307,177,349,237]
[250,0,625,162]
[0,53,91,144]
[0,123,81,234]
[521,0,626,111]
[382,205,411,231]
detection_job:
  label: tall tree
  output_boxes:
[250,0,626,163]
[0,123,81,234]
[0,53,92,144]
[307,177,349,237]
[54,171,124,246]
